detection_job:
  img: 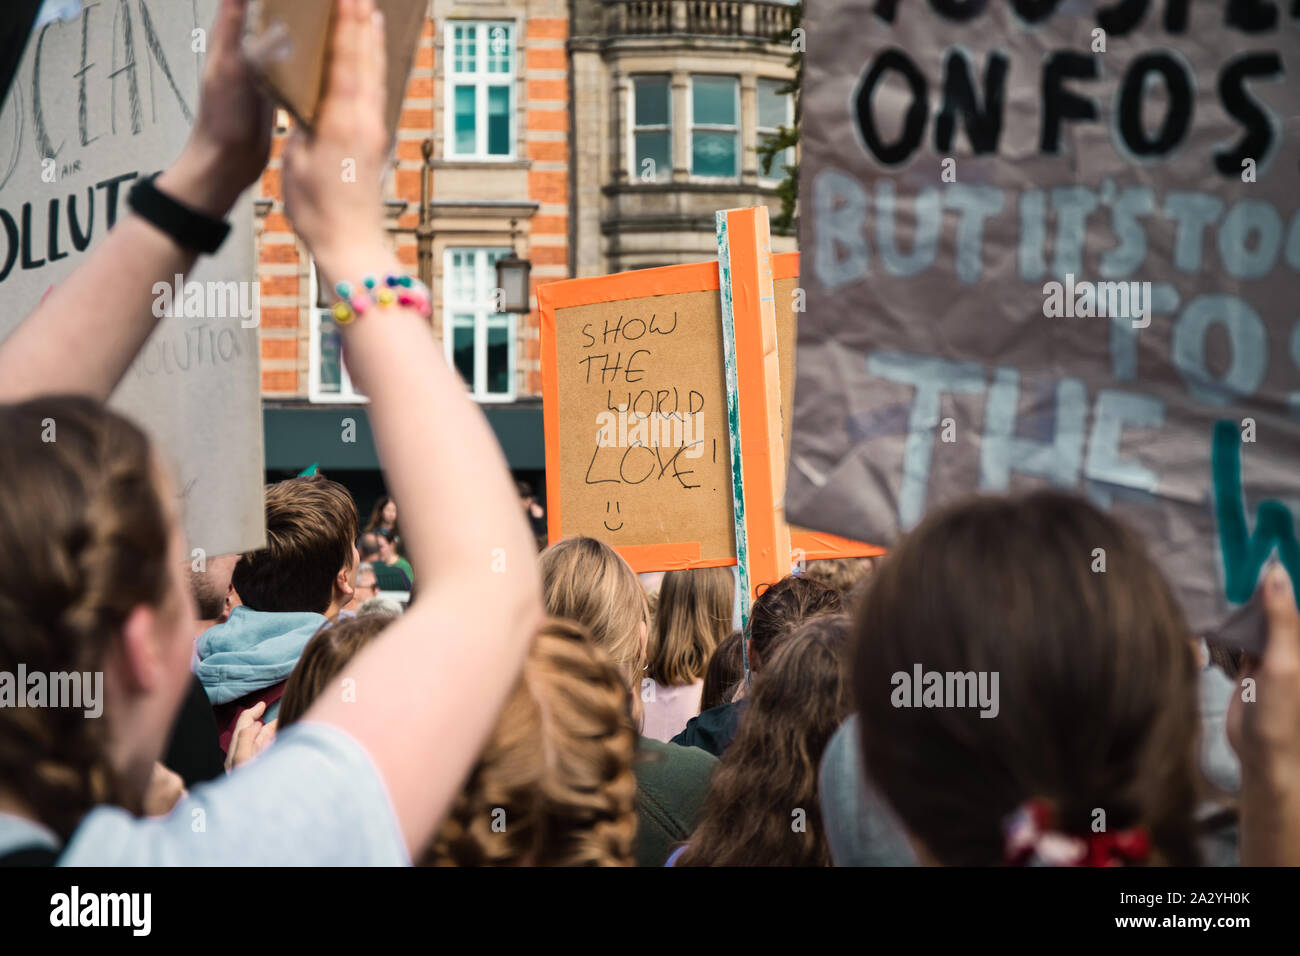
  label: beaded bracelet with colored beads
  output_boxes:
[331,274,432,324]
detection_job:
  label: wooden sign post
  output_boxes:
[538,207,883,627]
[717,206,790,619]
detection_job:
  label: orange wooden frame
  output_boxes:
[719,207,791,598]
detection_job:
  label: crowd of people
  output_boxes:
[1,0,1299,868]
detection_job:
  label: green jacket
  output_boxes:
[634,736,717,867]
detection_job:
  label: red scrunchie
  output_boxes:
[1004,799,1151,867]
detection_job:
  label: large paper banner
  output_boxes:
[539,213,881,578]
[791,3,1300,632]
[0,0,265,558]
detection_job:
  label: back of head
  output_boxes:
[749,574,843,672]
[233,476,358,615]
[0,396,174,837]
[854,491,1200,866]
[424,618,639,866]
[701,629,745,712]
[679,614,853,866]
[357,596,404,619]
[278,614,393,726]
[539,537,648,689]
[803,557,877,598]
[357,533,382,563]
[648,567,733,687]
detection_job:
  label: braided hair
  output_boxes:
[279,615,640,866]
[0,397,173,839]
[424,618,639,866]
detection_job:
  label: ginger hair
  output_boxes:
[279,613,639,866]
[423,618,639,866]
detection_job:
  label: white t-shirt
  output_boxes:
[641,680,704,743]
[0,723,409,866]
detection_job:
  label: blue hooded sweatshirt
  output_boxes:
[195,606,327,711]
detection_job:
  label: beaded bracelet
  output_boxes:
[331,274,432,324]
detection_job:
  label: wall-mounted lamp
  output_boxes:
[494,218,532,314]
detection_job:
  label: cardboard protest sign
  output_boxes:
[539,210,881,584]
[790,2,1300,632]
[244,0,426,144]
[0,0,265,558]
[540,261,737,570]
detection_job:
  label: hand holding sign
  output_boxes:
[1229,564,1300,865]
[282,0,390,288]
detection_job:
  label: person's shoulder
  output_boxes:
[59,723,409,866]
[638,736,718,779]
[672,700,739,744]
[0,813,59,861]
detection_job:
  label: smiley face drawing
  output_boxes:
[603,500,624,532]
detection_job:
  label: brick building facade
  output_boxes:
[253,1,566,488]
[251,0,794,495]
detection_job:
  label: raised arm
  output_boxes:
[1231,563,1300,865]
[0,0,271,403]
[283,0,542,854]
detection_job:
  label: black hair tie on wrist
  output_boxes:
[127,172,232,255]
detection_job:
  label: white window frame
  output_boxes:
[628,75,672,183]
[307,262,368,404]
[689,75,740,182]
[757,77,795,186]
[442,248,517,403]
[444,21,517,161]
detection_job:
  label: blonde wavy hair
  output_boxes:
[424,618,639,866]
[647,567,732,687]
[539,537,649,693]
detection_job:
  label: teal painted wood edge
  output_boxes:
[716,210,753,676]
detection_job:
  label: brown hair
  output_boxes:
[749,575,843,673]
[802,556,878,598]
[700,629,745,712]
[677,614,853,866]
[233,476,358,615]
[647,567,732,687]
[0,397,175,838]
[854,491,1201,866]
[539,537,648,691]
[424,619,638,866]
[363,495,398,535]
[277,613,394,727]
